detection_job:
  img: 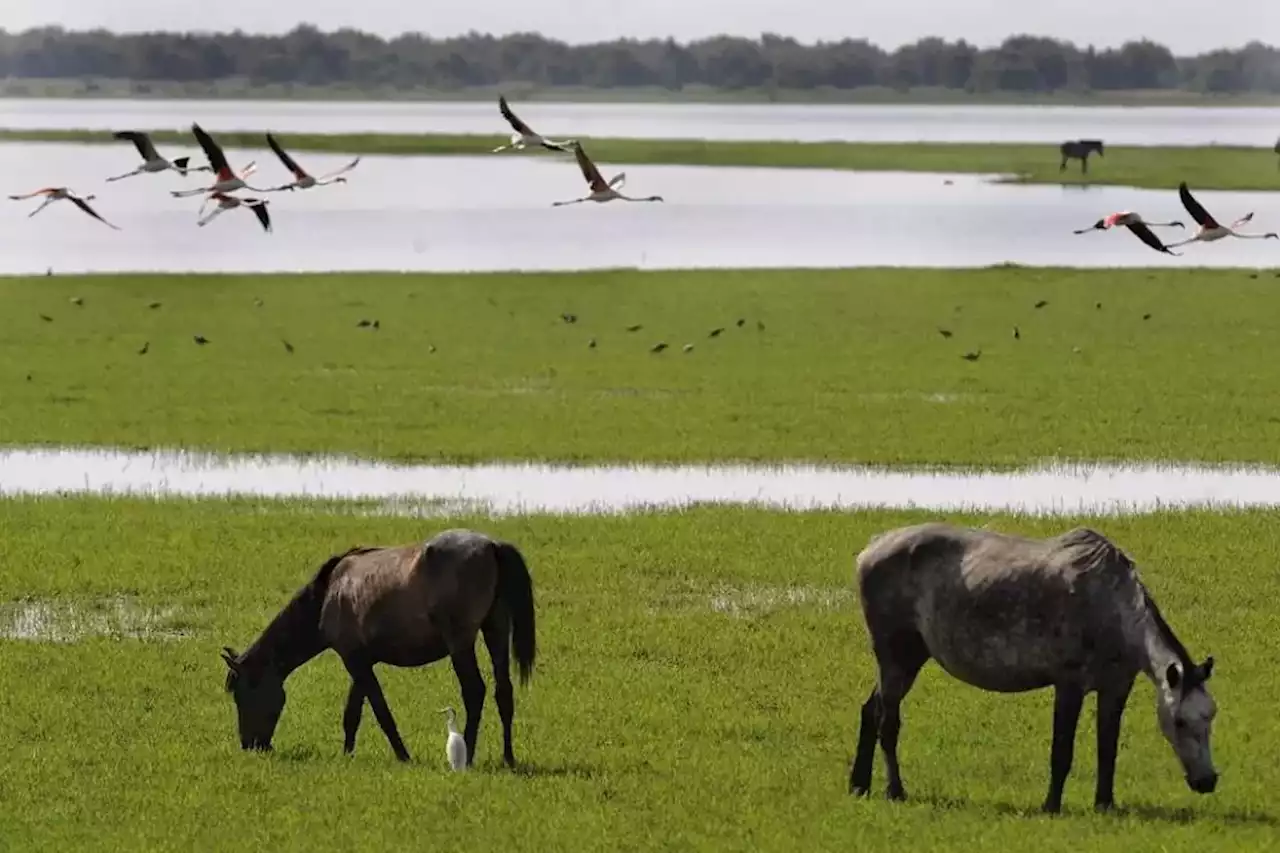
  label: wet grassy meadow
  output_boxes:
[3,266,1280,848]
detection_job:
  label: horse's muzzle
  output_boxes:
[1187,773,1218,794]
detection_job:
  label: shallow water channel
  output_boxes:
[2,446,1277,517]
[5,142,1280,275]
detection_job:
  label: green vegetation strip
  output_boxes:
[0,498,1276,850]
[5,268,1280,467]
[4,128,1279,190]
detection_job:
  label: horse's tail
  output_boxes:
[494,540,537,685]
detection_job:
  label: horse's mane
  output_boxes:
[1140,586,1194,672]
[224,546,381,692]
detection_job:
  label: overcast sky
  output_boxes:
[4,0,1274,54]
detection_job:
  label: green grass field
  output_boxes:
[4,129,1277,190]
[0,498,1275,851]
[9,78,1280,106]
[5,268,1280,467]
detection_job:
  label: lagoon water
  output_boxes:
[3,142,1280,275]
[3,446,1279,517]
[3,98,1279,147]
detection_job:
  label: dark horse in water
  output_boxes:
[848,523,1218,813]
[220,528,537,766]
[1059,139,1104,174]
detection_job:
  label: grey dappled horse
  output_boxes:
[848,523,1218,813]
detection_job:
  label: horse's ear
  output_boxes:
[221,647,240,671]
[1165,661,1183,691]
[1201,656,1214,681]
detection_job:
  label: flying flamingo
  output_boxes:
[197,192,272,233]
[106,131,211,181]
[8,187,120,229]
[262,132,361,191]
[492,95,575,153]
[552,142,664,207]
[171,123,263,198]
[1072,211,1184,255]
[1165,181,1278,249]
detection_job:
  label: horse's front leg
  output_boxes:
[1093,679,1134,811]
[342,681,366,754]
[448,641,488,766]
[1043,684,1085,813]
[341,655,411,761]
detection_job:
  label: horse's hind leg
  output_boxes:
[447,638,488,766]
[875,630,930,801]
[849,686,882,795]
[341,655,411,761]
[482,607,517,766]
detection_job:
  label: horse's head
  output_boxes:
[1155,656,1218,794]
[221,646,286,752]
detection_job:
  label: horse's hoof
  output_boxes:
[886,789,907,802]
[1094,801,1116,814]
[1041,801,1063,815]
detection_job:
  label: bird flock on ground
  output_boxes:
[5,95,664,234]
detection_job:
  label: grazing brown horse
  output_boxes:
[220,528,537,766]
[848,522,1218,813]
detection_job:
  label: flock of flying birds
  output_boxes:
[6,94,1275,255]
[1076,181,1278,255]
[5,95,663,234]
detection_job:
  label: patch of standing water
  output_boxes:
[4,446,1280,517]
[0,596,189,642]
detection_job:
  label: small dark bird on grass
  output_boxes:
[148,301,161,310]
[626,324,643,332]
[1013,326,1021,340]
[561,313,577,324]
[193,335,209,345]
[1034,300,1048,309]
[427,344,436,354]
[756,320,765,331]
[682,343,694,353]
[709,327,724,338]
[1142,313,1152,321]
[961,349,982,362]
[588,338,597,349]
[1095,302,1102,310]
[39,314,52,323]
[650,342,668,353]
[137,341,149,355]
[736,318,746,327]
[357,319,375,328]
[938,328,953,338]
[253,298,264,307]
[70,297,83,307]
[282,339,294,354]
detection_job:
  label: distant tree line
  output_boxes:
[1,27,1279,94]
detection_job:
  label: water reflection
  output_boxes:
[3,142,1279,274]
[3,446,1280,517]
[3,98,1278,146]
